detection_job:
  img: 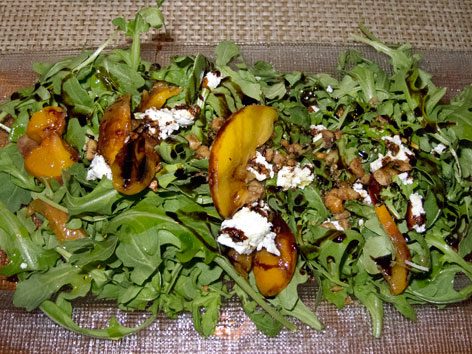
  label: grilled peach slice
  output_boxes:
[111,135,160,195]
[138,81,183,112]
[24,133,79,181]
[29,199,87,243]
[253,214,297,297]
[209,105,278,218]
[98,94,131,165]
[26,106,66,143]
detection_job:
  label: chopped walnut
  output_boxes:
[334,211,351,220]
[391,160,412,172]
[373,166,399,186]
[360,173,371,185]
[286,158,297,167]
[324,194,344,214]
[195,145,210,159]
[246,180,265,203]
[321,130,335,148]
[272,151,287,171]
[338,218,350,230]
[85,139,98,161]
[325,150,339,166]
[349,157,365,179]
[185,134,201,150]
[326,185,360,201]
[211,117,225,132]
[384,139,400,156]
[264,148,274,162]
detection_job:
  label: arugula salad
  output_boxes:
[1,3,472,339]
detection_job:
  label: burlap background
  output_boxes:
[0,0,472,54]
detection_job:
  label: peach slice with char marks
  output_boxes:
[209,105,278,218]
[111,135,160,195]
[98,94,131,165]
[253,213,297,297]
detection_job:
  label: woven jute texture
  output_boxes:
[1,0,472,54]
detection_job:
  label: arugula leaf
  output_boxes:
[13,263,86,311]
[40,299,157,339]
[215,41,241,67]
[65,178,121,216]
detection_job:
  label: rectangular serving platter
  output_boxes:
[1,43,471,353]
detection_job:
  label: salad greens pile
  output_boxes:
[1,3,472,339]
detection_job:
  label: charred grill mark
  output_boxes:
[121,140,135,187]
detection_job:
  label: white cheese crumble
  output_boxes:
[204,72,222,90]
[397,172,414,185]
[20,262,27,270]
[309,105,320,113]
[326,85,334,93]
[277,163,314,190]
[370,135,415,172]
[217,203,279,256]
[322,219,344,230]
[410,193,425,217]
[247,151,274,181]
[410,193,426,233]
[137,107,196,140]
[432,143,447,155]
[86,154,112,181]
[352,182,373,205]
[413,224,426,233]
[310,124,327,143]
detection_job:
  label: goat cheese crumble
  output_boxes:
[370,135,415,172]
[352,182,373,205]
[247,151,274,181]
[277,163,314,190]
[432,143,447,155]
[310,124,327,143]
[204,72,222,90]
[410,193,426,233]
[86,154,112,181]
[397,172,414,185]
[136,107,196,140]
[217,203,279,256]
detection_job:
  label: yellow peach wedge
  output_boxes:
[253,213,297,297]
[138,81,183,112]
[98,94,131,165]
[29,199,87,243]
[24,133,78,181]
[26,106,66,143]
[209,105,278,218]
